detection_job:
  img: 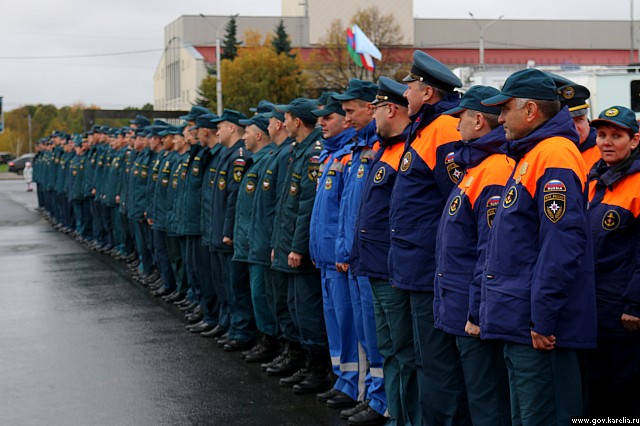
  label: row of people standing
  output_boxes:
[33,49,639,426]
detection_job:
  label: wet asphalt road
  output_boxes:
[0,180,343,426]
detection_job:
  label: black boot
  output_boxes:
[292,348,332,395]
[245,334,280,363]
[266,341,303,376]
[279,351,312,386]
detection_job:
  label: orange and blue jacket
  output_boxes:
[588,153,640,338]
[480,107,597,349]
[388,95,463,291]
[336,120,379,267]
[581,127,601,172]
[434,126,515,337]
[351,126,409,280]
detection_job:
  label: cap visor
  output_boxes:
[481,94,512,107]
[590,118,632,131]
[311,108,331,117]
[179,114,193,121]
[443,106,466,116]
[331,93,357,101]
[402,74,417,82]
[238,119,253,126]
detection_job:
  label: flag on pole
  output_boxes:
[346,25,382,71]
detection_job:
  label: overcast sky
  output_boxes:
[0,0,636,111]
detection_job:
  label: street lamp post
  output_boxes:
[468,12,504,69]
[199,13,228,115]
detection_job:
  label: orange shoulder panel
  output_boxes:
[380,142,406,172]
[599,173,640,217]
[582,145,601,172]
[411,115,460,170]
[462,154,515,207]
[340,153,352,166]
[588,180,597,202]
[518,137,586,198]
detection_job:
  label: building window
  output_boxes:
[631,80,640,112]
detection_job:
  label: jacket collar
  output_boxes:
[454,125,509,170]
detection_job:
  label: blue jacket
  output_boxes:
[150,150,177,232]
[210,140,250,252]
[248,139,293,265]
[388,95,463,292]
[588,152,640,338]
[351,128,408,280]
[433,126,514,337]
[233,143,275,262]
[309,128,356,268]
[272,128,324,273]
[176,144,208,236]
[166,151,190,237]
[127,147,152,220]
[336,120,379,266]
[200,144,224,246]
[480,107,597,349]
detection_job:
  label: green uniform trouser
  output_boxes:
[266,269,299,343]
[248,264,277,337]
[504,342,582,425]
[370,278,420,426]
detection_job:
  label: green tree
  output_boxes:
[303,6,408,93]
[221,15,241,61]
[272,20,294,57]
[197,46,307,115]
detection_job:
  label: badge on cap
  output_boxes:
[561,86,575,100]
[605,108,619,117]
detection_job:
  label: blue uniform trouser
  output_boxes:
[133,219,154,276]
[351,275,387,415]
[111,207,125,254]
[166,235,185,293]
[92,201,106,244]
[456,336,511,426]
[226,257,257,342]
[192,240,216,325]
[370,279,420,426]
[73,200,92,239]
[504,342,582,425]
[321,267,359,400]
[102,205,114,249]
[152,229,176,292]
[248,264,277,337]
[292,270,327,352]
[211,250,230,331]
[185,236,203,304]
[177,237,193,299]
[120,212,134,255]
[410,291,470,426]
[267,269,299,343]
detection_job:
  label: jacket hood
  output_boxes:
[319,127,356,161]
[507,106,579,159]
[408,92,461,141]
[355,119,379,148]
[454,125,508,170]
[580,127,597,153]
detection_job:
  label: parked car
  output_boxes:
[0,152,15,164]
[8,153,35,175]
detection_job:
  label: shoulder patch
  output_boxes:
[486,195,501,228]
[233,158,246,166]
[543,179,566,192]
[543,193,566,223]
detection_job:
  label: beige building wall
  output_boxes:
[153,43,208,111]
[282,0,413,45]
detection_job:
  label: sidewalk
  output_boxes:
[0,172,23,180]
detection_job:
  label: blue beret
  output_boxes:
[239,113,270,133]
[591,106,639,134]
[444,85,502,116]
[129,115,150,127]
[558,84,591,117]
[249,100,275,114]
[333,79,378,102]
[212,109,249,126]
[403,51,462,93]
[312,94,345,117]
[275,98,318,124]
[180,106,211,121]
[482,69,559,106]
[372,76,408,107]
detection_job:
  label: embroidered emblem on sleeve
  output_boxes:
[543,180,566,223]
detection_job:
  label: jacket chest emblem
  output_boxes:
[448,195,461,216]
[602,209,620,231]
[246,180,256,194]
[356,164,365,178]
[262,178,271,191]
[217,177,226,191]
[373,166,385,183]
[503,186,518,208]
[324,177,333,191]
[400,152,412,172]
[289,181,299,196]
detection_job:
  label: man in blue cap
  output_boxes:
[434,85,514,425]
[208,109,257,350]
[350,76,416,426]
[557,83,600,170]
[232,113,280,361]
[269,99,331,395]
[390,50,470,425]
[480,68,597,424]
[333,79,389,424]
[305,94,358,406]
